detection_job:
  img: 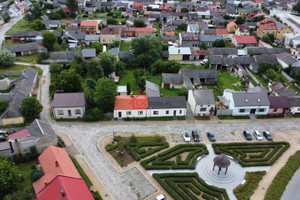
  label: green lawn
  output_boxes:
[6,19,32,35]
[15,54,38,63]
[16,160,39,191]
[205,84,222,100]
[1,64,43,75]
[252,72,269,89]
[181,64,206,70]
[156,23,160,35]
[218,71,243,91]
[3,39,20,46]
[120,41,131,51]
[146,74,179,96]
[6,75,20,80]
[119,69,138,94]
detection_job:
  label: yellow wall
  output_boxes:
[2,117,24,125]
[100,34,121,44]
[227,25,237,33]
[276,27,293,39]
[168,54,183,61]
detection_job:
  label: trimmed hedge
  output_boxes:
[233,171,266,200]
[124,142,169,161]
[265,150,300,200]
[218,115,250,120]
[71,157,93,187]
[212,142,290,167]
[153,173,229,200]
[194,116,210,120]
[141,144,208,170]
[257,115,284,119]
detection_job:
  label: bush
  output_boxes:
[31,169,42,183]
[57,136,66,147]
[83,108,103,122]
[105,143,117,152]
[129,134,137,143]
[265,150,300,200]
[194,116,210,120]
[218,115,250,120]
[113,135,121,142]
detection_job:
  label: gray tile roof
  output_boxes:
[85,34,100,41]
[232,92,270,107]
[146,80,160,97]
[210,55,223,64]
[254,54,278,64]
[288,96,300,107]
[247,47,290,55]
[280,56,298,65]
[27,119,56,138]
[162,73,183,84]
[52,92,85,108]
[50,51,81,60]
[4,42,46,53]
[82,49,96,58]
[148,96,186,109]
[11,31,41,37]
[200,35,223,42]
[193,89,215,105]
[67,31,85,40]
[180,69,218,82]
[275,87,297,96]
[203,29,216,35]
[209,48,238,55]
[118,51,131,59]
[108,47,119,55]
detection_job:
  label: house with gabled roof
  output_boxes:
[4,42,47,56]
[114,95,148,119]
[288,96,300,114]
[267,96,290,115]
[188,89,215,116]
[179,32,200,47]
[11,31,42,42]
[148,96,187,117]
[227,21,238,33]
[168,46,191,61]
[232,35,258,47]
[80,20,98,34]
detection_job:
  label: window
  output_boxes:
[259,108,265,112]
[138,111,143,115]
[200,108,206,112]
[153,111,159,115]
[179,110,182,114]
[239,109,245,113]
[126,111,131,115]
[75,109,81,114]
[103,39,106,42]
[102,35,106,38]
[273,108,277,112]
[208,105,210,107]
[58,110,64,115]
[166,110,169,114]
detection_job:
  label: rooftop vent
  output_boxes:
[245,99,248,103]
[258,99,261,102]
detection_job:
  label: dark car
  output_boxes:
[0,135,5,142]
[206,132,216,142]
[192,130,200,142]
[263,131,273,141]
[243,130,252,141]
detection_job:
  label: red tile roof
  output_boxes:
[215,29,228,34]
[8,128,30,140]
[234,35,257,44]
[80,20,98,27]
[101,27,121,34]
[33,146,81,194]
[191,49,210,55]
[63,8,71,13]
[36,175,94,200]
[135,26,153,33]
[227,21,237,28]
[114,95,148,110]
[132,2,144,10]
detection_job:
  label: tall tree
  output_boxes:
[180,7,189,12]
[94,78,117,112]
[29,3,42,18]
[92,41,103,54]
[0,49,15,68]
[133,19,146,27]
[66,0,78,13]
[58,69,82,92]
[106,18,118,25]
[99,52,116,76]
[0,155,21,198]
[3,12,11,23]
[42,31,58,51]
[85,59,104,80]
[20,97,43,123]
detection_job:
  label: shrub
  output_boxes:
[113,135,121,142]
[105,144,117,152]
[129,134,137,143]
[31,169,42,183]
[57,136,66,147]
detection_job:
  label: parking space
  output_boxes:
[237,130,275,142]
[202,131,240,142]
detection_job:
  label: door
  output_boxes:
[164,83,170,89]
[173,110,176,116]
[250,109,256,114]
[118,112,122,118]
[68,110,71,116]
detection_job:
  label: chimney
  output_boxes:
[60,189,65,197]
[178,49,180,53]
[130,92,134,98]
[44,181,48,186]
[245,88,248,93]
[55,161,59,167]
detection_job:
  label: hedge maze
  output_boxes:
[212,142,290,167]
[153,173,229,200]
[141,144,208,170]
[124,142,169,161]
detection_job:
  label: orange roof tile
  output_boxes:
[227,21,237,28]
[114,95,148,110]
[216,29,228,34]
[80,20,98,27]
[33,146,81,194]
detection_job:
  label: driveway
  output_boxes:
[0,14,24,47]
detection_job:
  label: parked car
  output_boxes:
[182,130,191,142]
[206,132,216,142]
[263,131,273,141]
[200,59,208,65]
[243,130,252,141]
[0,135,5,142]
[253,131,263,141]
[153,194,166,200]
[192,130,200,142]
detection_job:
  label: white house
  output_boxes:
[114,95,148,119]
[223,89,270,116]
[288,96,300,114]
[52,93,85,119]
[148,96,186,117]
[188,89,215,116]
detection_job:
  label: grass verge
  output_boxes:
[71,157,93,187]
[218,115,250,120]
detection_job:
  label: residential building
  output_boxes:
[114,95,148,119]
[159,4,174,12]
[100,27,121,45]
[288,96,300,114]
[235,24,250,36]
[135,26,154,35]
[172,12,188,21]
[42,20,61,30]
[215,29,229,39]
[232,35,258,47]
[4,42,47,56]
[197,10,210,19]
[122,27,136,37]
[267,96,290,115]
[190,49,209,60]
[47,51,82,63]
[148,97,186,117]
[223,89,270,116]
[132,2,144,11]
[162,25,176,35]
[275,21,293,40]
[269,81,297,96]
[85,34,100,46]
[180,69,218,85]
[179,32,200,47]
[11,31,41,42]
[227,21,238,33]
[199,35,223,47]
[117,86,127,96]
[168,46,191,61]
[161,73,183,89]
[52,93,85,119]
[80,20,98,34]
[146,80,160,97]
[256,19,277,38]
[188,89,215,116]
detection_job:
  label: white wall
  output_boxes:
[53,107,85,119]
[188,90,196,115]
[232,105,270,116]
[290,106,300,114]
[147,108,186,117]
[114,109,147,118]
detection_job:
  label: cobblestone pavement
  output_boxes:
[50,119,300,200]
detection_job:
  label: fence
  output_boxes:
[281,71,294,82]
[216,109,232,116]
[245,68,260,85]
[0,72,22,76]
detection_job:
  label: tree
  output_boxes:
[30,3,42,18]
[50,63,63,77]
[37,52,49,63]
[0,49,15,68]
[212,39,226,47]
[258,62,277,74]
[223,14,230,20]
[3,12,11,23]
[262,6,270,14]
[42,31,58,51]
[266,68,278,81]
[180,7,189,13]
[235,16,246,24]
[115,61,125,76]
[200,42,208,50]
[24,13,34,24]
[85,59,104,80]
[133,19,146,27]
[107,18,118,25]
[99,52,116,76]
[70,60,84,75]
[94,78,117,112]
[178,87,188,98]
[66,0,78,13]
[293,1,300,13]
[0,99,7,114]
[126,83,131,95]
[58,69,82,92]
[20,97,43,122]
[58,8,66,18]
[0,155,21,197]
[48,11,61,20]
[30,19,43,30]
[92,41,103,54]
[177,23,187,31]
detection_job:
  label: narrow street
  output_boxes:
[0,14,24,47]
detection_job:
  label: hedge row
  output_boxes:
[233,171,266,200]
[218,115,250,120]
[265,150,300,200]
[141,144,208,170]
[153,173,229,200]
[124,142,169,161]
[212,142,290,166]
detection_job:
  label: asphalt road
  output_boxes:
[280,167,300,200]
[0,14,24,48]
